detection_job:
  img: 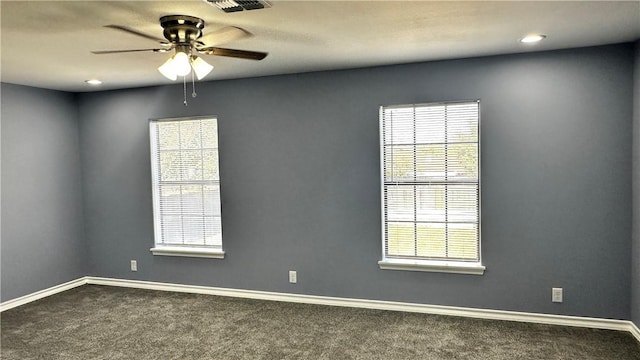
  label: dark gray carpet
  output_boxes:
[1,285,639,359]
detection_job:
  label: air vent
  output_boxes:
[205,0,271,13]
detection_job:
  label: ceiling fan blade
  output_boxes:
[198,47,267,60]
[91,48,168,55]
[105,25,168,44]
[198,26,251,47]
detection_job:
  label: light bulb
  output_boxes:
[173,52,192,76]
[191,56,214,80]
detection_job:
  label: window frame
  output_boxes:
[149,116,225,259]
[378,100,484,275]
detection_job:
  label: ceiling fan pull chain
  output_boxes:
[191,69,197,98]
[183,76,188,106]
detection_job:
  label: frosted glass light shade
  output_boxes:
[173,52,191,76]
[191,56,214,80]
[158,57,178,80]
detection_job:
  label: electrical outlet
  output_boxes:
[552,287,563,303]
[289,270,297,284]
[130,260,138,272]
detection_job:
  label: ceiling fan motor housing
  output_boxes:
[160,15,205,44]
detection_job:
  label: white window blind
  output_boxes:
[149,117,223,257]
[380,101,480,267]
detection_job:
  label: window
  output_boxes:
[379,101,484,274]
[149,117,224,258]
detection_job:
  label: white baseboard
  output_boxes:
[3,276,639,344]
[630,321,640,343]
[85,276,638,336]
[0,277,88,312]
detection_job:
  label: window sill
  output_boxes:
[150,247,225,259]
[378,259,485,275]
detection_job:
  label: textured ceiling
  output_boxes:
[1,1,639,92]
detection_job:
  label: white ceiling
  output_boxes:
[1,1,639,92]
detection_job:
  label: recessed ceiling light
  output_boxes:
[85,79,103,85]
[520,34,546,43]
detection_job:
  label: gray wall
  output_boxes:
[77,43,634,320]
[632,40,640,328]
[1,83,86,301]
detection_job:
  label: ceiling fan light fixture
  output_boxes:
[191,56,214,80]
[158,51,192,80]
[158,54,214,81]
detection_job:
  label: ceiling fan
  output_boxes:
[92,15,268,81]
